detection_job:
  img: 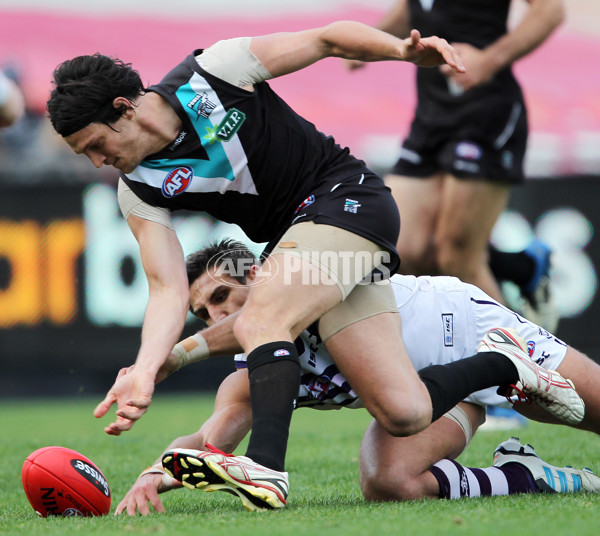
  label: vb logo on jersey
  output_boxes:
[204,108,246,144]
[162,166,193,198]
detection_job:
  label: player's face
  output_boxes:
[65,118,147,174]
[189,267,251,325]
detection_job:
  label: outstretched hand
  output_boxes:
[402,29,466,72]
[93,366,156,436]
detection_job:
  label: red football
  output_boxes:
[21,446,111,517]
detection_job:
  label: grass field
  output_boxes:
[1,394,599,536]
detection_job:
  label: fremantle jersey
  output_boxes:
[235,274,568,410]
[408,0,523,124]
[120,50,370,243]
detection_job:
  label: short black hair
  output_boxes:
[47,53,145,137]
[185,238,258,287]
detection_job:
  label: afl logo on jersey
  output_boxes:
[162,166,193,198]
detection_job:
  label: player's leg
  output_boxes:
[360,402,485,500]
[385,172,443,276]
[322,283,583,438]
[433,173,509,303]
[227,222,401,503]
[325,309,433,436]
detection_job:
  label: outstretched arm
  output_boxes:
[250,20,464,79]
[94,215,189,435]
[115,370,252,516]
[441,0,564,91]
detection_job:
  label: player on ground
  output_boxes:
[113,239,600,514]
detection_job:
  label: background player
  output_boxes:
[346,0,564,331]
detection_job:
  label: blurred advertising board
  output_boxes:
[1,175,599,397]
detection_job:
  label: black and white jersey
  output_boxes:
[235,274,568,410]
[408,0,523,124]
[120,50,370,243]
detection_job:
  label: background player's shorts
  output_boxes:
[391,97,528,185]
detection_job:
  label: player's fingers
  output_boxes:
[149,495,166,514]
[117,405,147,421]
[104,425,122,436]
[93,392,117,418]
[125,394,152,410]
[136,495,151,516]
[110,417,136,431]
[441,43,465,72]
[409,28,420,45]
[114,497,128,515]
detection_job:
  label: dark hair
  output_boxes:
[47,53,145,137]
[185,238,258,287]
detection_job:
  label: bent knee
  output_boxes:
[361,472,427,502]
[371,404,432,437]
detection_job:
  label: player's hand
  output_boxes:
[93,366,156,435]
[115,473,166,516]
[439,42,495,92]
[402,29,465,72]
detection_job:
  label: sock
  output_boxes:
[430,459,537,499]
[419,352,518,422]
[244,341,300,472]
[489,245,535,288]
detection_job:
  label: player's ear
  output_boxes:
[246,264,261,283]
[112,96,136,117]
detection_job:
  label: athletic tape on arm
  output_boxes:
[138,463,177,490]
[172,333,210,370]
[117,178,174,229]
[196,37,273,87]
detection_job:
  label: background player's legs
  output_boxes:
[432,173,509,302]
[385,172,443,276]
[388,172,510,303]
[359,402,486,500]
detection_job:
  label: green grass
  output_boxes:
[1,394,599,536]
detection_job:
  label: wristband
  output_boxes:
[139,463,177,490]
[172,332,210,370]
[139,463,165,478]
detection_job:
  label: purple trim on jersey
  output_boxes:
[470,297,528,324]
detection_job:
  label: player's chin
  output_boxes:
[115,159,139,174]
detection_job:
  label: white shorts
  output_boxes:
[392,274,568,408]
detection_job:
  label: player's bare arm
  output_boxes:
[115,370,252,516]
[250,20,464,79]
[93,215,189,435]
[441,0,564,90]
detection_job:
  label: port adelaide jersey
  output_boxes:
[120,50,366,243]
